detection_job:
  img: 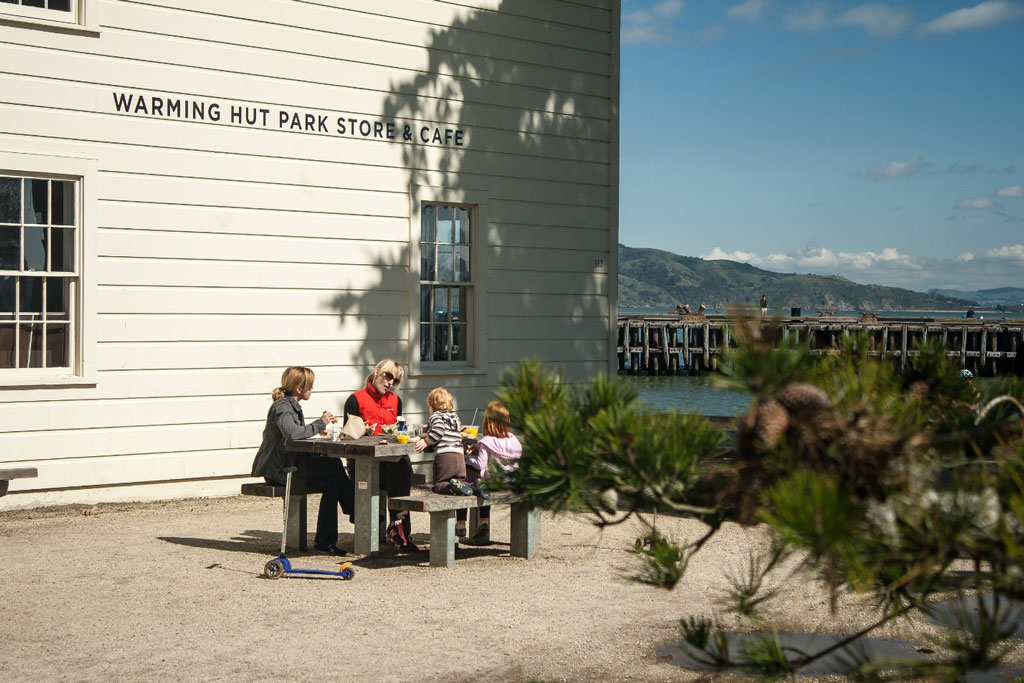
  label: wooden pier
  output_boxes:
[616,314,1024,377]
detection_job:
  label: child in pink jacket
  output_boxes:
[460,401,521,541]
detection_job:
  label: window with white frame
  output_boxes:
[0,174,77,370]
[419,204,472,362]
[0,0,96,30]
[0,0,72,11]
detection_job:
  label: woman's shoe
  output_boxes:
[386,521,420,552]
[313,543,347,556]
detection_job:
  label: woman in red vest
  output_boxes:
[343,358,418,552]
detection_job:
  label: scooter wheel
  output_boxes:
[340,567,355,580]
[264,559,285,580]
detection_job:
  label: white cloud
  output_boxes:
[696,243,1024,291]
[621,0,687,44]
[728,0,773,21]
[955,196,997,210]
[868,155,926,180]
[996,184,1024,198]
[785,2,830,31]
[838,3,914,36]
[697,23,729,42]
[703,247,762,263]
[985,244,1024,262]
[920,0,1024,35]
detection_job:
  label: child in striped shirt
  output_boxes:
[415,387,472,495]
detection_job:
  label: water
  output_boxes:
[621,374,750,417]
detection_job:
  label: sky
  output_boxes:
[618,0,1024,293]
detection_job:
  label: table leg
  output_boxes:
[353,458,381,555]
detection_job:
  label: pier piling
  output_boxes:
[616,314,1024,377]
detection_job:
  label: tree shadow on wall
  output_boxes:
[329,0,616,410]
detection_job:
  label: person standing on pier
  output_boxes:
[760,294,768,318]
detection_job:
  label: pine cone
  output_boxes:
[778,383,830,414]
[755,398,789,448]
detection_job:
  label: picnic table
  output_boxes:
[0,467,38,497]
[286,434,417,556]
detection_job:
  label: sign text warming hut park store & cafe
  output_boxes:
[112,90,468,146]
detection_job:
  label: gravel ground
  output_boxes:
[2,495,1022,682]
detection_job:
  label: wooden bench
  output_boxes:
[388,487,540,568]
[0,467,38,497]
[240,471,430,554]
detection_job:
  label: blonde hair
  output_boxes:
[481,401,512,438]
[366,358,404,388]
[426,387,454,412]
[272,366,315,401]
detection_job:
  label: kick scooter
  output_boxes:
[263,466,355,580]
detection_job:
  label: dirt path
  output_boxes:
[2,495,1020,681]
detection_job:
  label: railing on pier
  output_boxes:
[616,314,1024,377]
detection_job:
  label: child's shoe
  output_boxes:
[455,521,467,537]
[447,478,474,496]
[473,481,490,500]
[463,522,491,546]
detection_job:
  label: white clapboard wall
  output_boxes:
[0,0,618,507]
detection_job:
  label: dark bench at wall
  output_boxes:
[0,467,38,497]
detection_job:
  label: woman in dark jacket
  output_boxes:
[251,366,352,556]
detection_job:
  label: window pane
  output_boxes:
[437,205,454,243]
[419,285,431,323]
[420,243,435,281]
[45,324,68,367]
[455,207,470,243]
[0,325,13,368]
[48,0,72,10]
[24,179,47,225]
[51,227,74,271]
[51,180,74,225]
[433,285,448,322]
[46,277,68,319]
[437,244,453,282]
[455,246,470,283]
[451,324,466,361]
[0,227,18,270]
[24,0,46,7]
[419,323,431,362]
[20,276,43,315]
[0,177,18,223]
[24,226,46,271]
[451,287,466,322]
[432,324,449,361]
[420,204,435,242]
[20,323,43,368]
[0,276,13,319]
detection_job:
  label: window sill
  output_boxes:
[0,13,100,36]
[410,364,488,379]
[0,374,97,389]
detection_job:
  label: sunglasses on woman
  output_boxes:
[381,371,398,383]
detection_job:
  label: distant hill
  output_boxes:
[929,287,1024,307]
[618,244,976,311]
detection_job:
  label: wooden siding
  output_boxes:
[0,0,616,505]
